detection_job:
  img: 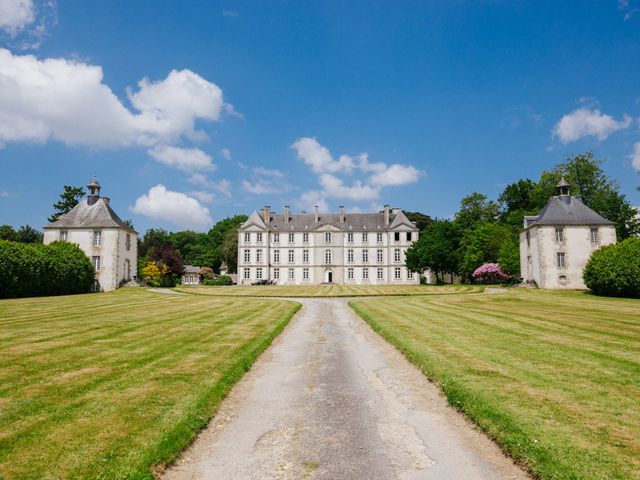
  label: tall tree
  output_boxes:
[15,225,43,244]
[404,211,433,231]
[460,222,510,276]
[405,220,461,282]
[454,192,500,232]
[48,185,85,222]
[0,225,17,242]
[219,228,240,273]
[207,215,248,271]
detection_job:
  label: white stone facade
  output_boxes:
[237,206,419,285]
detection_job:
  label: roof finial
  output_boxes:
[556,177,570,196]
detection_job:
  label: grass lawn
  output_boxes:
[0,288,300,479]
[175,283,483,297]
[350,290,640,480]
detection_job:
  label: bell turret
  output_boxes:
[556,177,570,196]
[87,176,101,205]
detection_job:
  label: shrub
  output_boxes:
[583,238,640,298]
[202,275,233,286]
[472,263,512,284]
[141,261,176,287]
[0,240,94,298]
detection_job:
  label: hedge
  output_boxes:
[0,240,95,298]
[583,238,640,298]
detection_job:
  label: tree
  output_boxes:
[454,192,500,232]
[583,238,640,298]
[49,185,85,222]
[405,220,461,282]
[0,225,17,242]
[219,228,240,273]
[404,211,433,231]
[498,179,537,215]
[150,244,184,277]
[460,222,510,277]
[207,215,248,271]
[16,225,43,244]
[497,235,520,277]
[472,263,512,284]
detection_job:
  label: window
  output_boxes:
[273,249,280,263]
[347,249,354,263]
[288,232,295,243]
[303,249,309,263]
[244,249,250,262]
[288,250,295,263]
[377,268,384,279]
[288,268,295,280]
[244,232,250,243]
[407,232,412,242]
[256,267,263,279]
[244,268,250,279]
[303,268,309,280]
[590,228,599,244]
[92,280,100,292]
[362,249,369,263]
[377,249,383,263]
[555,228,564,243]
[407,271,414,279]
[362,232,368,242]
[376,232,383,243]
[325,249,332,264]
[363,267,369,279]
[394,248,401,262]
[59,230,68,241]
[274,268,280,280]
[394,267,402,279]
[526,231,530,247]
[347,232,354,242]
[126,234,131,251]
[394,232,400,242]
[325,232,332,243]
[347,267,354,279]
[557,252,566,268]
[93,230,102,246]
[303,232,309,242]
[92,256,101,271]
[256,249,262,263]
[256,232,263,242]
[273,233,280,243]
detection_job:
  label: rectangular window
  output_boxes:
[244,249,250,262]
[288,268,295,280]
[256,232,263,242]
[394,232,400,242]
[347,249,354,263]
[325,232,332,243]
[407,271,414,279]
[363,267,369,279]
[273,249,280,263]
[303,249,309,263]
[377,268,384,279]
[59,230,68,241]
[93,230,101,246]
[362,249,369,263]
[377,249,383,263]
[394,248,401,262]
[256,249,262,263]
[274,268,280,279]
[303,232,309,242]
[557,252,566,268]
[126,233,131,251]
[590,228,599,244]
[526,231,530,247]
[273,233,280,243]
[347,267,354,279]
[92,256,101,271]
[394,267,401,279]
[256,267,263,279]
[244,232,250,243]
[289,232,295,243]
[362,232,368,242]
[376,232,383,243]
[347,232,354,242]
[303,268,309,280]
[407,232,412,242]
[244,268,250,279]
[555,228,564,243]
[288,250,295,263]
[325,249,332,264]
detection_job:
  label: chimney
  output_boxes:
[314,205,319,223]
[384,205,390,226]
[263,205,271,223]
[339,206,345,223]
[284,205,290,223]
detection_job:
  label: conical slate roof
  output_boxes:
[44,197,137,233]
[526,195,614,227]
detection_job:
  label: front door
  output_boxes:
[325,270,333,283]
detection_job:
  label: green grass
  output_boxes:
[0,288,300,479]
[175,283,483,297]
[350,290,640,480]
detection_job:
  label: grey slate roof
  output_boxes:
[241,210,417,232]
[183,265,201,274]
[525,195,615,228]
[44,197,137,233]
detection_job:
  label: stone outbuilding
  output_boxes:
[43,177,138,292]
[182,266,201,285]
[519,179,616,289]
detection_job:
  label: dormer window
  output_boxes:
[59,230,68,241]
[93,230,102,246]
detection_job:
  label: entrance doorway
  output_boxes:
[325,270,333,283]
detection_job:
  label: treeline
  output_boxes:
[0,240,95,298]
[406,153,640,282]
[0,225,43,244]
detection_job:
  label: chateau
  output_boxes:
[237,205,419,285]
[519,179,616,289]
[43,177,138,292]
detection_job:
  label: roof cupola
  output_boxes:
[556,177,570,196]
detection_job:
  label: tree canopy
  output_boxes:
[49,185,85,223]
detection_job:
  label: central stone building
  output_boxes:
[237,205,419,285]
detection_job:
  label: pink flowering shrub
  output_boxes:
[472,263,512,284]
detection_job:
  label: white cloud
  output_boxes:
[242,180,281,195]
[0,48,228,148]
[291,137,355,174]
[148,145,214,172]
[0,0,34,36]
[552,108,631,143]
[220,147,232,160]
[370,164,421,186]
[213,179,232,197]
[130,184,212,230]
[190,191,214,203]
[187,174,232,198]
[253,166,284,177]
[296,190,329,212]
[319,173,380,201]
[222,10,239,17]
[629,142,640,172]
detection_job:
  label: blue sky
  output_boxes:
[1,0,639,233]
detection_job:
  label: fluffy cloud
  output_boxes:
[296,190,329,212]
[0,0,34,36]
[319,173,379,201]
[242,180,282,194]
[553,108,631,143]
[148,145,214,172]
[370,163,421,186]
[130,184,212,230]
[629,142,640,172]
[291,137,355,174]
[0,48,227,148]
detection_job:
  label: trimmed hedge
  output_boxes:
[0,240,95,298]
[202,275,233,286]
[583,238,640,298]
